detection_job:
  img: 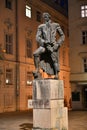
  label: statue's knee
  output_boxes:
[33,53,39,58]
[33,52,35,56]
[33,52,38,56]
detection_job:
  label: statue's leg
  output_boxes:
[51,51,59,79]
[34,56,40,72]
[54,62,60,79]
[33,46,45,72]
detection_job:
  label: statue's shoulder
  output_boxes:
[52,22,60,27]
[38,24,45,29]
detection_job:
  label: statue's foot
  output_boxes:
[54,75,59,80]
[33,70,42,80]
[54,77,58,80]
[34,69,39,73]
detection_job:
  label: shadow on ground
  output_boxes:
[19,123,33,130]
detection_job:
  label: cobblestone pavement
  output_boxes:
[0,110,33,130]
[69,111,87,130]
[0,110,87,130]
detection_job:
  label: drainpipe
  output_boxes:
[15,0,20,111]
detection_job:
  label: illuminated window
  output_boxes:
[5,0,12,9]
[82,31,87,44]
[26,5,31,18]
[83,58,87,72]
[26,72,33,86]
[6,69,13,85]
[5,34,13,54]
[26,39,32,58]
[81,5,87,18]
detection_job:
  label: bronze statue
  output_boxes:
[33,12,65,79]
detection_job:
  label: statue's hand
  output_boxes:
[39,42,44,47]
[44,41,53,52]
[45,40,49,44]
[46,45,53,52]
[53,43,60,51]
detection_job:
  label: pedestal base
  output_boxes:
[33,80,68,130]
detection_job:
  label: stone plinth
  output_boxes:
[33,80,68,130]
[33,80,64,100]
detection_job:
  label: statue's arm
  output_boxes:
[56,24,65,46]
[36,26,45,47]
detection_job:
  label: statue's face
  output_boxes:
[43,15,50,22]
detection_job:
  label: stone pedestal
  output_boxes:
[33,80,68,130]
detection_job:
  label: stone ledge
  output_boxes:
[33,80,64,100]
[33,99,64,109]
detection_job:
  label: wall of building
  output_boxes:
[68,0,87,109]
[0,0,71,113]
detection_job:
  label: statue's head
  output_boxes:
[43,12,51,22]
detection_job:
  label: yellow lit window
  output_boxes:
[26,5,31,18]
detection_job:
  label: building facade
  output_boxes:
[68,0,87,109]
[0,0,71,113]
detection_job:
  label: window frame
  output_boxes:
[26,38,32,58]
[6,69,13,85]
[5,33,13,54]
[81,5,87,18]
[36,11,42,22]
[83,58,87,72]
[72,92,80,101]
[26,5,32,18]
[82,30,87,44]
[5,0,12,10]
[26,72,33,86]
